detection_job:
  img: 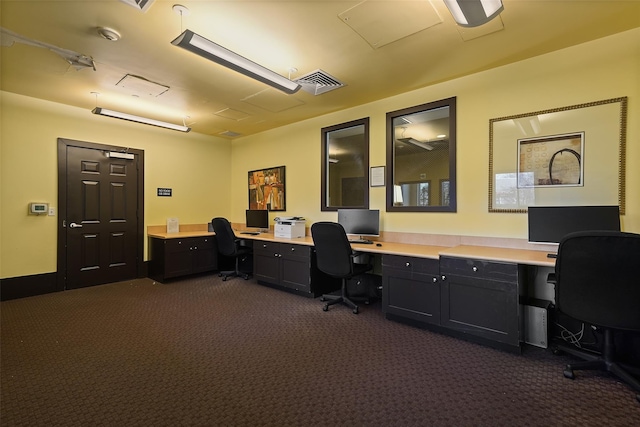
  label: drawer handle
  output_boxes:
[405,262,411,267]
[432,277,438,283]
[472,266,478,272]
[441,275,446,281]
[291,247,295,251]
[263,244,267,248]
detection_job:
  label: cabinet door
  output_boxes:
[440,257,520,347]
[253,241,280,284]
[164,239,193,278]
[280,258,311,292]
[279,245,311,292]
[382,255,441,325]
[192,237,217,273]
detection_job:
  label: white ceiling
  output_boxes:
[1,0,638,139]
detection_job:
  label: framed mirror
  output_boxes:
[386,97,457,212]
[489,97,627,213]
[321,117,370,211]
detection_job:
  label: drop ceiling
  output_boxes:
[1,0,638,139]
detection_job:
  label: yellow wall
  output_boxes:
[0,92,232,279]
[231,28,640,237]
[1,28,638,280]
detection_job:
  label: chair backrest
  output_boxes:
[555,230,640,331]
[311,222,354,278]
[211,217,238,257]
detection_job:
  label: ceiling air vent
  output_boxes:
[119,0,155,13]
[219,130,242,138]
[294,69,345,95]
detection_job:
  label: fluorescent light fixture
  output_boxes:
[92,107,191,132]
[171,30,301,95]
[398,137,434,151]
[443,0,504,27]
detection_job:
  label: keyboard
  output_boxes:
[240,232,260,235]
[349,240,373,244]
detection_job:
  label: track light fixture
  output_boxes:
[443,0,504,27]
[171,29,301,94]
[92,107,191,132]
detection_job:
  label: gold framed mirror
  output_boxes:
[489,97,627,213]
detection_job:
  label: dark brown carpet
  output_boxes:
[2,275,639,426]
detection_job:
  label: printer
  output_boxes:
[274,217,306,238]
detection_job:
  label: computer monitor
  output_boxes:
[246,209,269,232]
[527,205,620,245]
[337,209,380,243]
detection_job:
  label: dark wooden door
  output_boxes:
[59,140,143,289]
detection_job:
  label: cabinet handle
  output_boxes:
[432,277,438,283]
[472,266,478,272]
[441,275,446,281]
[405,262,411,267]
[263,244,267,248]
[291,247,295,251]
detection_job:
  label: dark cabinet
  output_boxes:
[382,255,441,325]
[440,256,523,350]
[149,236,217,282]
[254,241,313,294]
[253,241,339,297]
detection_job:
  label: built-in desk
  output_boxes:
[148,227,218,282]
[147,227,555,352]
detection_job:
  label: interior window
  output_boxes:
[321,118,370,211]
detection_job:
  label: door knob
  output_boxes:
[69,222,83,228]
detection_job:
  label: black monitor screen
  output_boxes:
[528,205,620,244]
[246,209,269,229]
[337,209,380,237]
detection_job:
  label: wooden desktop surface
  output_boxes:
[148,229,555,267]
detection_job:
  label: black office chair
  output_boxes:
[211,217,252,281]
[311,222,373,314]
[554,231,640,402]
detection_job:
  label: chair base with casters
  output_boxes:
[219,252,252,281]
[557,328,640,403]
[320,263,371,314]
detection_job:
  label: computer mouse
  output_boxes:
[376,243,382,247]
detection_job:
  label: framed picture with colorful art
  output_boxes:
[248,166,286,211]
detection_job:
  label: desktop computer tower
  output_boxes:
[524,299,550,348]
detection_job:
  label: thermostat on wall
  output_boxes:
[29,202,49,215]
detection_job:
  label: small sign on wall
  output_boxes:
[157,188,172,197]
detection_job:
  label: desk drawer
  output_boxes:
[382,254,439,275]
[165,239,191,253]
[253,241,278,255]
[280,243,311,261]
[440,256,518,281]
